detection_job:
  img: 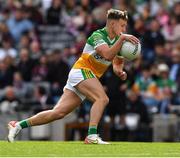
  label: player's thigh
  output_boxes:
[76,78,108,102]
[53,89,82,115]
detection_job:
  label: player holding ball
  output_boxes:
[8,8,140,144]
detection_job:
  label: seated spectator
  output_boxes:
[126,90,150,127]
[161,15,179,41]
[156,63,177,113]
[0,38,17,61]
[0,59,15,89]
[6,7,34,42]
[102,67,127,129]
[32,55,49,82]
[33,85,54,113]
[0,86,21,113]
[0,23,12,44]
[46,0,64,25]
[126,90,151,141]
[0,8,11,22]
[156,63,177,97]
[13,71,29,99]
[65,0,76,16]
[154,43,170,65]
[17,48,35,82]
[80,0,92,13]
[61,47,77,67]
[71,6,87,31]
[23,0,43,24]
[169,45,180,83]
[132,64,158,107]
[30,41,42,60]
[173,2,180,21]
[169,46,180,104]
[142,19,165,63]
[47,49,69,96]
[132,16,146,39]
[18,34,30,50]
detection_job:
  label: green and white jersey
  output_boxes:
[73,27,119,78]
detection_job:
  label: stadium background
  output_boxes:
[0,0,180,142]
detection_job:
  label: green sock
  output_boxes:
[88,125,97,135]
[19,120,31,129]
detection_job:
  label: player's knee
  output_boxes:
[104,96,109,105]
[99,95,109,106]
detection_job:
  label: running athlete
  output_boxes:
[8,9,139,144]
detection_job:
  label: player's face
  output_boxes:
[113,19,127,35]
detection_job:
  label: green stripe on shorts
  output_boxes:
[89,71,95,78]
[81,69,95,79]
[81,69,87,79]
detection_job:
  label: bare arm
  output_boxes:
[112,56,127,80]
[96,34,139,61]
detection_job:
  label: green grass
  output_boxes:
[0,141,180,157]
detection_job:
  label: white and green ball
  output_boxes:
[117,41,141,61]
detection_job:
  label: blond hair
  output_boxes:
[107,9,128,20]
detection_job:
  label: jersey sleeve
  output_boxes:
[87,32,107,49]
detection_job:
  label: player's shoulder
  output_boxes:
[90,27,107,38]
[87,27,107,45]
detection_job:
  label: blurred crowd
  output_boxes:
[0,0,180,141]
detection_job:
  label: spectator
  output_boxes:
[71,6,87,31]
[162,14,180,42]
[0,8,11,22]
[46,0,63,25]
[140,3,152,27]
[17,48,35,82]
[0,38,17,61]
[172,2,180,23]
[132,64,158,107]
[18,34,30,50]
[169,46,180,104]
[4,0,18,11]
[169,45,180,82]
[0,23,12,44]
[126,90,150,126]
[132,16,146,39]
[0,86,21,113]
[126,90,151,141]
[23,0,43,25]
[156,7,169,27]
[47,49,69,96]
[6,7,34,42]
[154,43,170,65]
[32,55,49,82]
[13,71,29,99]
[80,0,92,13]
[61,47,77,67]
[142,19,165,62]
[91,3,107,28]
[102,67,127,128]
[0,59,15,89]
[65,0,76,16]
[156,63,177,113]
[33,85,54,113]
[30,41,42,60]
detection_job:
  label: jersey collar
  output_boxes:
[104,27,119,44]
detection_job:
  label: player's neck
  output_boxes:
[106,26,116,39]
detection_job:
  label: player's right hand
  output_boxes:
[120,34,139,44]
[117,71,127,81]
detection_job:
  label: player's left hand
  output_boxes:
[117,71,127,80]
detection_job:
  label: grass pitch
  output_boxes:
[0,141,180,157]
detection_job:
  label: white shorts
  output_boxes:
[63,69,96,101]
